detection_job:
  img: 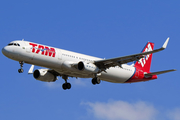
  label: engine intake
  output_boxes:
[78,61,84,70]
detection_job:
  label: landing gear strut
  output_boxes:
[62,75,71,90]
[18,61,24,73]
[92,77,101,85]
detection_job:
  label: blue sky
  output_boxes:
[0,0,179,120]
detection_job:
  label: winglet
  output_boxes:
[162,37,169,49]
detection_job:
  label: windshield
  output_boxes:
[8,43,20,46]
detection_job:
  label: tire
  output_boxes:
[92,78,101,85]
[62,83,67,90]
[66,83,71,89]
[62,83,71,90]
[92,78,97,85]
[18,69,23,73]
[96,78,101,84]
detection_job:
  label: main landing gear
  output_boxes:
[62,75,71,90]
[18,61,24,73]
[92,77,101,85]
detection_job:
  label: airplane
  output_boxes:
[2,38,176,90]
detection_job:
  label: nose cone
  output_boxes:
[2,46,11,57]
[2,47,7,56]
[2,46,19,60]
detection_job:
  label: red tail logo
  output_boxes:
[134,42,154,72]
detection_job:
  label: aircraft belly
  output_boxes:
[100,67,135,83]
[53,65,136,82]
[54,69,92,78]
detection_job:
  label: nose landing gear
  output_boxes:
[18,61,24,73]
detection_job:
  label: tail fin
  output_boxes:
[134,42,154,72]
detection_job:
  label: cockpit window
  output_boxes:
[8,43,13,46]
[8,43,20,46]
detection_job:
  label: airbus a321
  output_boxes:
[2,38,176,90]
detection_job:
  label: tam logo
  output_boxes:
[29,43,56,57]
[138,43,152,67]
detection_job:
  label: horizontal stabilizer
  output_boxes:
[144,69,176,77]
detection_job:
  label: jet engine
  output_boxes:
[77,61,99,73]
[33,69,56,82]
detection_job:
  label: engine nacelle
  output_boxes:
[77,61,99,73]
[33,69,56,82]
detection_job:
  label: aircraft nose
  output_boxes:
[2,47,6,55]
[2,46,9,56]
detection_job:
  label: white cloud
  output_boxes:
[167,108,180,120]
[44,82,62,89]
[83,100,158,120]
[72,78,87,87]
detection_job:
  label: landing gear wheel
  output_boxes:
[92,78,97,85]
[66,83,71,89]
[62,83,67,90]
[92,77,101,85]
[18,69,24,73]
[96,78,101,84]
[62,75,72,90]
[62,82,71,90]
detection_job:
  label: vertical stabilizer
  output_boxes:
[134,42,154,72]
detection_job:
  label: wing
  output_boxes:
[94,38,169,70]
[28,64,61,76]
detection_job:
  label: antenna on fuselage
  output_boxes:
[22,39,24,41]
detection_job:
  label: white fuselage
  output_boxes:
[2,40,136,83]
